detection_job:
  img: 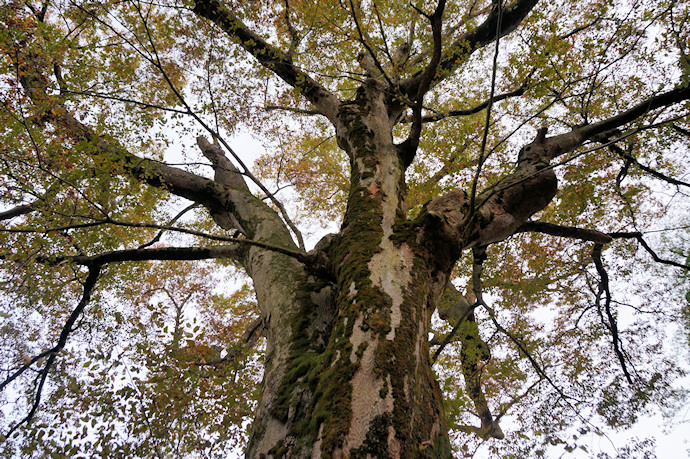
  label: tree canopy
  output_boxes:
[1,0,689,457]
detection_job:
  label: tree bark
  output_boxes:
[239,81,559,458]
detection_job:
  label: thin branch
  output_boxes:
[264,105,321,116]
[3,265,101,436]
[192,0,340,122]
[466,0,503,224]
[607,143,690,189]
[432,300,477,363]
[608,232,689,270]
[138,203,201,249]
[418,86,526,123]
[398,0,446,166]
[474,247,580,404]
[557,16,602,41]
[591,244,634,384]
[348,0,395,87]
[516,221,613,244]
[282,0,300,59]
[674,123,690,138]
[135,16,305,248]
[62,89,191,115]
[0,218,238,244]
[402,0,538,95]
[373,1,393,65]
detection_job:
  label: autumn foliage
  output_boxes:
[1,0,689,457]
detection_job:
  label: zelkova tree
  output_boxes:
[1,0,690,457]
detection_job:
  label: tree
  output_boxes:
[1,0,689,457]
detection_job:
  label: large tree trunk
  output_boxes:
[241,81,558,458]
[243,83,452,458]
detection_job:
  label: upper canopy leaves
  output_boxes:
[1,0,689,456]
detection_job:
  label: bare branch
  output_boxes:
[398,0,446,166]
[591,244,634,384]
[138,203,202,249]
[23,236,328,272]
[373,2,393,66]
[62,89,191,115]
[607,143,690,189]
[0,202,37,221]
[282,0,300,59]
[609,232,689,270]
[191,0,340,122]
[196,137,248,192]
[466,248,503,439]
[474,248,581,408]
[402,0,539,95]
[2,265,101,436]
[348,0,395,86]
[542,86,690,161]
[0,217,240,244]
[466,0,504,224]
[415,86,526,124]
[264,105,322,116]
[516,221,613,244]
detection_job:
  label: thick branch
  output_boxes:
[542,86,690,161]
[191,0,339,122]
[15,50,222,208]
[425,129,558,250]
[68,245,244,265]
[25,240,327,272]
[10,46,300,254]
[435,281,473,324]
[196,137,248,190]
[423,83,690,250]
[401,0,539,95]
[465,248,503,439]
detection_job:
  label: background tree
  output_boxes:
[1,0,689,457]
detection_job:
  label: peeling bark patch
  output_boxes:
[388,424,401,458]
[312,424,325,459]
[369,242,414,341]
[347,314,393,450]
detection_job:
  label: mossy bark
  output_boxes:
[240,81,558,458]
